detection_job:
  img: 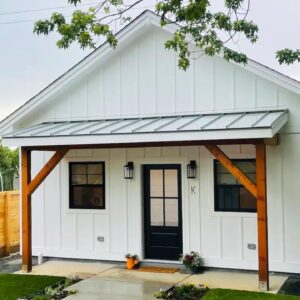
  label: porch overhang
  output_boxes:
[2,109,288,148]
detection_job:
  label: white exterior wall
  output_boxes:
[10,24,300,273]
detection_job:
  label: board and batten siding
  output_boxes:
[17,27,284,129]
[30,142,300,273]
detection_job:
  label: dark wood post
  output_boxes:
[21,148,32,272]
[256,143,269,291]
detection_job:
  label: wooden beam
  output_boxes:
[256,143,269,291]
[21,148,32,272]
[27,149,68,195]
[205,144,257,198]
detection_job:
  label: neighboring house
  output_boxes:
[0,10,300,291]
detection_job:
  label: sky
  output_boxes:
[0,0,300,121]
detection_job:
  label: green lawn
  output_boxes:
[0,274,65,300]
[204,289,300,300]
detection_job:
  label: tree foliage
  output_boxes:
[0,146,19,174]
[33,0,298,70]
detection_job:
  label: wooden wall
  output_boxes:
[0,191,20,257]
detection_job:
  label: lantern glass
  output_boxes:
[124,162,134,179]
[187,160,197,179]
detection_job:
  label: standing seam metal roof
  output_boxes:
[4,109,288,138]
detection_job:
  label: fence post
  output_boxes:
[4,192,10,256]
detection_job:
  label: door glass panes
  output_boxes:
[165,199,178,226]
[165,169,178,197]
[150,170,163,197]
[150,198,164,226]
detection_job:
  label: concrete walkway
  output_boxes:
[15,259,289,299]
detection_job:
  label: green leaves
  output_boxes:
[157,0,256,68]
[276,49,300,65]
[33,0,298,69]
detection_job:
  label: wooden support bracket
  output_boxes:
[205,144,257,198]
[21,148,68,273]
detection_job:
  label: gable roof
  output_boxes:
[0,9,299,134]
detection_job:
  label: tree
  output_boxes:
[33,0,299,70]
[0,146,19,191]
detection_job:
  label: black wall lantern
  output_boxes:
[124,162,134,179]
[187,160,197,179]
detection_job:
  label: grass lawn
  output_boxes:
[0,274,65,300]
[204,289,300,299]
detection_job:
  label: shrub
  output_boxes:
[180,251,202,273]
[154,283,209,300]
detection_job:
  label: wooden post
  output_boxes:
[4,192,11,256]
[256,143,269,291]
[21,148,32,272]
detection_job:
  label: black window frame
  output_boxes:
[214,159,257,213]
[69,161,105,210]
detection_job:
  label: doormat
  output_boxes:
[138,266,178,273]
[278,275,300,296]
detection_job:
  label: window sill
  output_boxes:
[65,208,109,214]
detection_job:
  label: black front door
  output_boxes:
[144,164,183,260]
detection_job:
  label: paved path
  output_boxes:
[65,277,172,300]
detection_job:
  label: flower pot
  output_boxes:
[126,258,138,270]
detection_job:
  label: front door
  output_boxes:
[144,164,182,260]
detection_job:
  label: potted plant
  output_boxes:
[125,253,139,270]
[180,251,202,273]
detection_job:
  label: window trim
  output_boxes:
[214,159,257,213]
[69,161,105,210]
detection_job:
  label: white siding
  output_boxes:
[16,27,284,129]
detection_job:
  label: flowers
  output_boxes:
[180,251,202,273]
[125,253,139,260]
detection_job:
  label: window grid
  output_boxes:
[69,162,105,209]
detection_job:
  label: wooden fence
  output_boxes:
[0,191,20,257]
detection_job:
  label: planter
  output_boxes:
[126,258,138,270]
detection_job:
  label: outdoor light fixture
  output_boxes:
[187,160,197,179]
[124,162,134,179]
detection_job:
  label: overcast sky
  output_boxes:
[0,0,300,121]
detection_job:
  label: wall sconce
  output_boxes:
[187,160,197,179]
[124,162,134,179]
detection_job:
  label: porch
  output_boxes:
[14,258,288,294]
[1,110,289,291]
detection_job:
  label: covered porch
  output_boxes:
[2,109,288,291]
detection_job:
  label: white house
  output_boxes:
[1,10,300,291]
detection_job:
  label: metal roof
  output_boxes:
[2,109,288,147]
